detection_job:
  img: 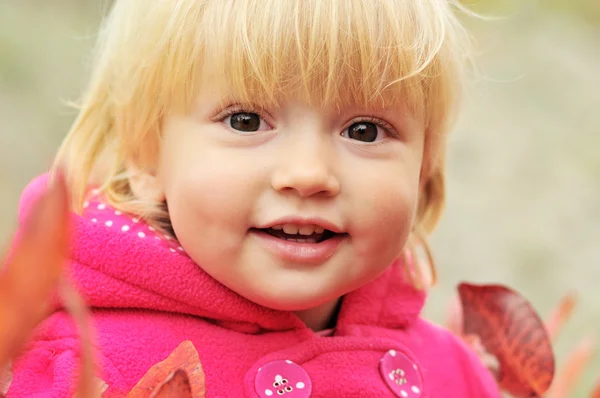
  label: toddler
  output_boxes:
[9,0,500,396]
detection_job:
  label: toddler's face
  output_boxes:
[155,87,424,311]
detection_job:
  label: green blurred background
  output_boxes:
[1,1,598,395]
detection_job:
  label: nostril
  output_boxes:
[271,169,340,198]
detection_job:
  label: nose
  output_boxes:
[271,136,340,198]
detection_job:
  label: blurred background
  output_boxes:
[0,0,598,395]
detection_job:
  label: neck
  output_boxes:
[293,298,342,332]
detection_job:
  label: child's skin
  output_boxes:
[131,84,425,331]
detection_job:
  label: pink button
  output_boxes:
[379,349,423,397]
[255,359,312,397]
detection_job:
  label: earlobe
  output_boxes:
[127,166,166,203]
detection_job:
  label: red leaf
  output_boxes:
[127,341,206,398]
[458,283,555,397]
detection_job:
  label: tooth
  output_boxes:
[315,226,325,234]
[271,224,283,230]
[283,224,299,234]
[299,225,316,236]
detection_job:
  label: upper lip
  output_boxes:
[256,216,345,234]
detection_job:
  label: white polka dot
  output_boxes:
[148,226,155,231]
[400,391,408,398]
[155,236,161,240]
[296,382,305,389]
[413,364,418,370]
[170,248,176,253]
[83,201,90,208]
[121,225,130,232]
[164,235,172,240]
[105,220,113,227]
[132,218,139,223]
[389,350,396,357]
[178,246,184,251]
[275,375,282,383]
[138,232,146,238]
[97,203,106,210]
[91,218,97,223]
[264,390,273,396]
[285,360,292,364]
[115,210,122,215]
[411,386,420,394]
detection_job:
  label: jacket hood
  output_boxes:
[18,174,426,334]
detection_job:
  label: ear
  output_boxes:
[127,164,166,203]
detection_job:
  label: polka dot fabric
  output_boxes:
[82,190,187,256]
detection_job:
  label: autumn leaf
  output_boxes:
[458,283,555,397]
[0,363,12,396]
[544,294,577,342]
[150,370,192,398]
[0,174,102,397]
[591,378,600,398]
[128,341,206,398]
[548,336,595,398]
[445,296,464,336]
[0,173,70,365]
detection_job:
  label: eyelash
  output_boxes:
[212,105,399,141]
[343,116,400,140]
[211,104,274,130]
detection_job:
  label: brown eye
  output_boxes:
[345,122,379,142]
[229,112,262,132]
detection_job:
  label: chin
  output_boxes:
[245,286,335,312]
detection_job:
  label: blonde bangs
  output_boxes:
[196,0,467,116]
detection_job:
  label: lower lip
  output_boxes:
[250,230,346,265]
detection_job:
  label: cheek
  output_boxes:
[372,181,416,240]
[350,166,420,261]
[160,141,261,256]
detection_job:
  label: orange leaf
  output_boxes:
[0,173,70,365]
[95,378,109,396]
[591,377,600,398]
[150,370,192,398]
[548,336,595,398]
[458,283,555,397]
[127,341,206,398]
[0,363,12,396]
[544,293,577,342]
[445,296,464,336]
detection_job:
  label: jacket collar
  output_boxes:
[19,174,425,334]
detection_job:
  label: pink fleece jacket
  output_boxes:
[8,175,501,397]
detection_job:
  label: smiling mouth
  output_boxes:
[251,227,339,243]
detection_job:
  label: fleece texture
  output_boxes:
[8,175,501,397]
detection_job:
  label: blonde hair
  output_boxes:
[54,0,473,287]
